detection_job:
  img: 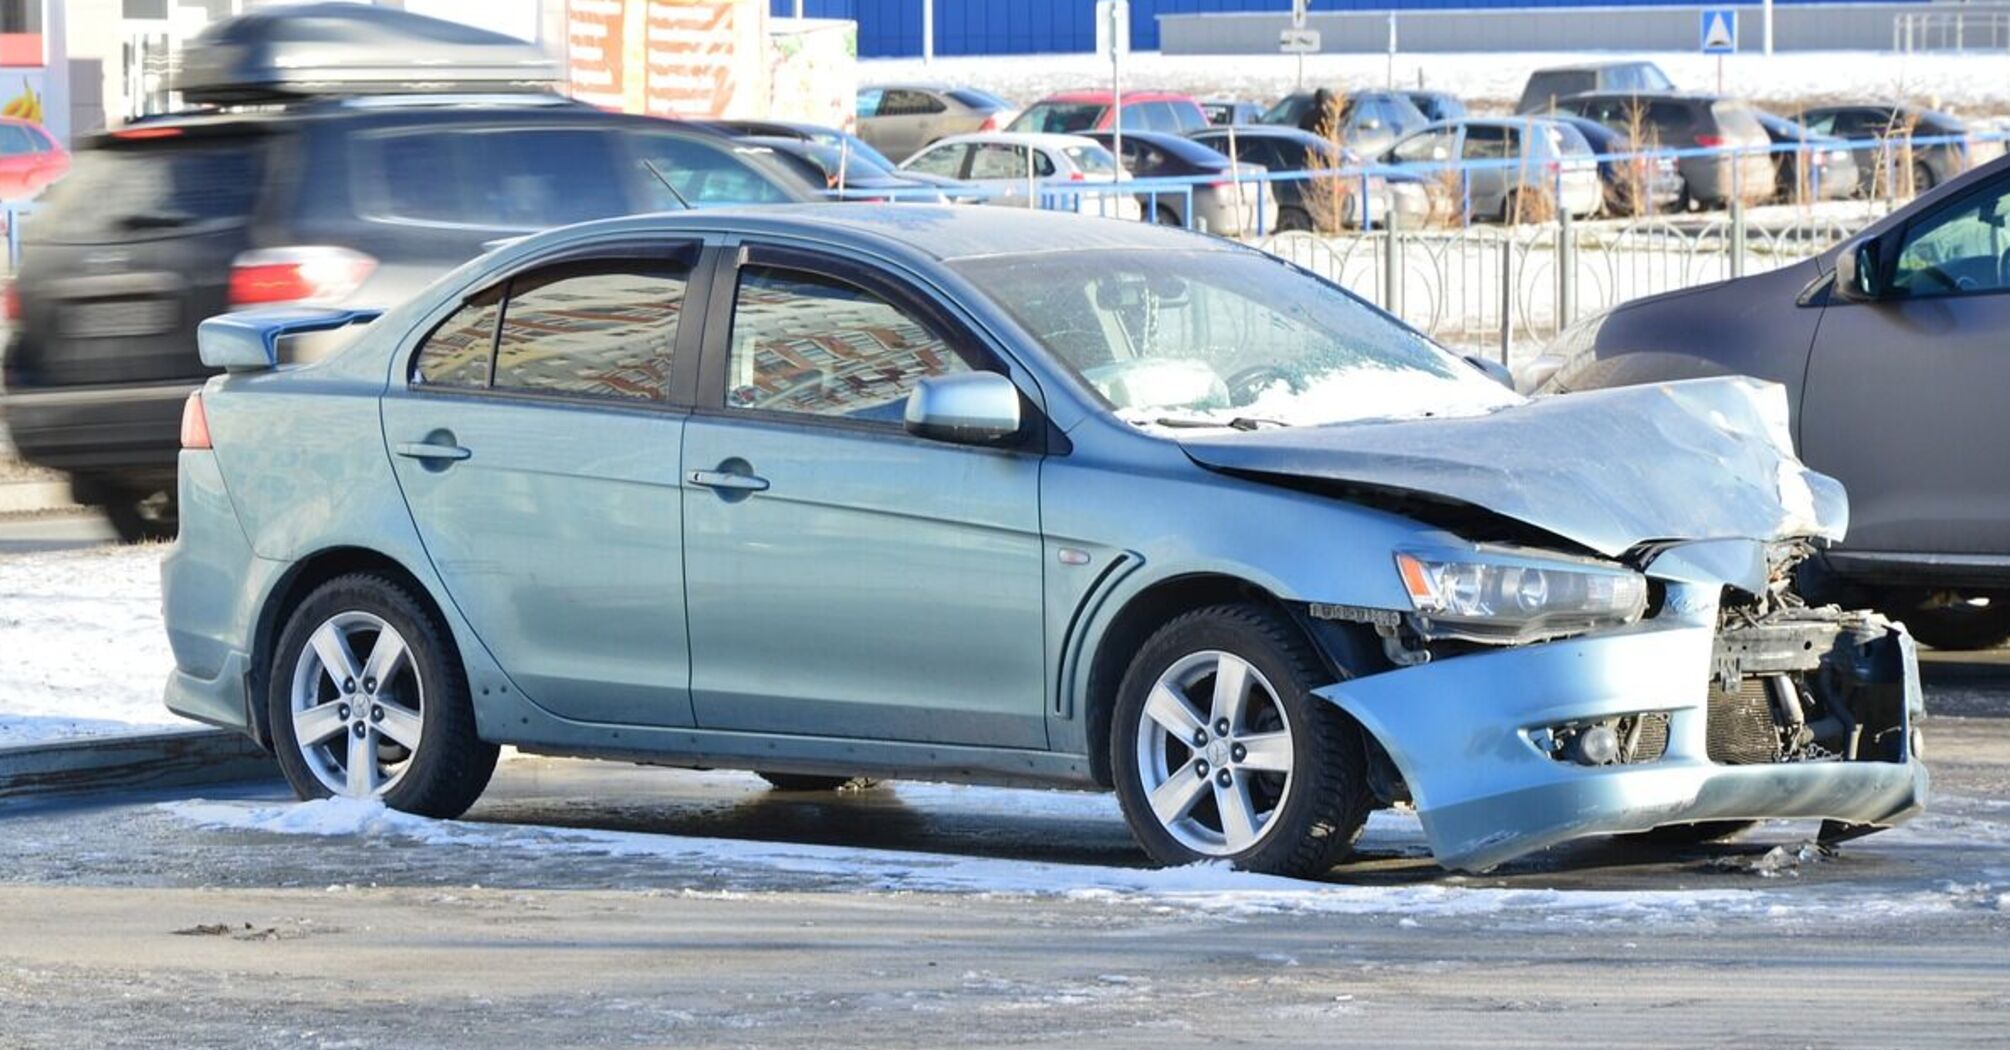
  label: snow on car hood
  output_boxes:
[1178,376,1847,558]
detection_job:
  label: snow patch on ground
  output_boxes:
[161,793,1997,922]
[0,545,193,746]
[862,50,2010,118]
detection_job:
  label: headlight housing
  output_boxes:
[1395,550,1649,644]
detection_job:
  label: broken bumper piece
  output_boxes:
[1318,619,1927,873]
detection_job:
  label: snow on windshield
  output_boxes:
[955,247,1522,429]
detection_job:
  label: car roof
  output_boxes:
[1033,90,1194,104]
[79,98,729,148]
[929,131,1102,149]
[1086,129,1231,164]
[522,205,1237,265]
[1531,61,1659,73]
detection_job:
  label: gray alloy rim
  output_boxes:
[289,611,424,799]
[1134,649,1295,856]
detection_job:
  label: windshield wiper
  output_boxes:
[1149,415,1286,431]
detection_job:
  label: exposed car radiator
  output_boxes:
[1707,676,1782,765]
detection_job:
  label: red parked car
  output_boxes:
[1006,90,1208,135]
[0,117,68,200]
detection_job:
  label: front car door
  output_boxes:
[1801,172,2010,565]
[680,243,1049,748]
[382,242,707,727]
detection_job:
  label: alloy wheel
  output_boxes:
[1133,649,1295,856]
[289,610,425,798]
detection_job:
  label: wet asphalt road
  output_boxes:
[0,651,2006,1048]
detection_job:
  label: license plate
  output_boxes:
[60,299,179,339]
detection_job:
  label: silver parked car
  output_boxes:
[898,132,1141,220]
[856,83,1015,163]
[163,207,1925,876]
[1384,117,1603,222]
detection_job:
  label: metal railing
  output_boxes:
[1895,9,2010,52]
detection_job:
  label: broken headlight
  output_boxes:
[1395,550,1649,644]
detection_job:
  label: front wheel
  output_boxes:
[756,772,879,792]
[268,573,497,817]
[1111,604,1371,878]
[1900,600,2010,651]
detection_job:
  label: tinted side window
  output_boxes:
[856,88,884,118]
[726,266,970,422]
[0,125,35,155]
[1462,124,1512,160]
[493,264,689,403]
[28,140,266,244]
[629,134,798,208]
[1169,101,1209,131]
[882,89,946,116]
[414,289,502,390]
[363,128,628,229]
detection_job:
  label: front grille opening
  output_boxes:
[1707,675,1785,764]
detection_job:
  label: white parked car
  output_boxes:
[898,132,1143,221]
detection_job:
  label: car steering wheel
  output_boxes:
[1226,364,1294,406]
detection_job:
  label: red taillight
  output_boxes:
[228,247,376,308]
[1,280,17,323]
[1069,171,1085,181]
[977,114,998,132]
[1693,134,1726,148]
[111,125,183,140]
[180,392,211,450]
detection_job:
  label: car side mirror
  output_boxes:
[1833,234,1887,302]
[1463,354,1515,388]
[904,372,1023,446]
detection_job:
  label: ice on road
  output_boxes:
[0,544,194,746]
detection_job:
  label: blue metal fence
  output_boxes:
[778,0,1924,56]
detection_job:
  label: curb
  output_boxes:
[0,480,76,515]
[0,728,278,801]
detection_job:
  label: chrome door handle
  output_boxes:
[395,442,471,462]
[688,469,768,493]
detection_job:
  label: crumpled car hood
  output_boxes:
[1178,376,1847,558]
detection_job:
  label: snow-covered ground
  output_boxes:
[0,544,194,747]
[863,50,2010,118]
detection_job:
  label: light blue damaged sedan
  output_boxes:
[161,206,1927,875]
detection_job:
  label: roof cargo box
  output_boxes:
[174,3,562,105]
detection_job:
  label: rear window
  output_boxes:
[27,137,267,244]
[358,127,630,229]
[1710,102,1767,141]
[948,88,1008,110]
[1064,145,1118,176]
[1010,102,1105,134]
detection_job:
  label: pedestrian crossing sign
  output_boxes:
[1700,9,1737,53]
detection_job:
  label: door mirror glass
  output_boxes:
[1834,235,1885,301]
[904,372,1023,446]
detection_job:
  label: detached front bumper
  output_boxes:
[1318,619,1927,873]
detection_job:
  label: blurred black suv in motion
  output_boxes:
[0,96,817,539]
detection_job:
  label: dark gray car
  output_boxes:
[1515,61,1674,116]
[1800,103,1984,196]
[1528,153,2010,649]
[1550,93,1775,208]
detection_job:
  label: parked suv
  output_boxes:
[0,17,815,541]
[1515,60,1674,115]
[1528,153,2010,649]
[1800,103,1984,196]
[1258,89,1430,158]
[1550,93,1775,208]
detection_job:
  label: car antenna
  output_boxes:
[640,159,693,210]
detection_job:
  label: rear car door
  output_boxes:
[381,243,708,727]
[876,89,948,161]
[1800,171,2010,558]
[679,244,1048,748]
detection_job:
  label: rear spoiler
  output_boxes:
[197,307,383,372]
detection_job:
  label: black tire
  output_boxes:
[268,573,497,818]
[1275,206,1314,233]
[1912,160,1937,194]
[100,490,177,544]
[1621,820,1756,846]
[1153,204,1181,227]
[1110,603,1372,878]
[1901,603,2010,651]
[755,772,879,792]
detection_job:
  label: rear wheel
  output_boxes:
[1275,205,1314,233]
[1900,599,2010,651]
[1111,604,1371,878]
[268,573,496,817]
[755,772,878,792]
[1153,204,1182,227]
[1912,160,1937,194]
